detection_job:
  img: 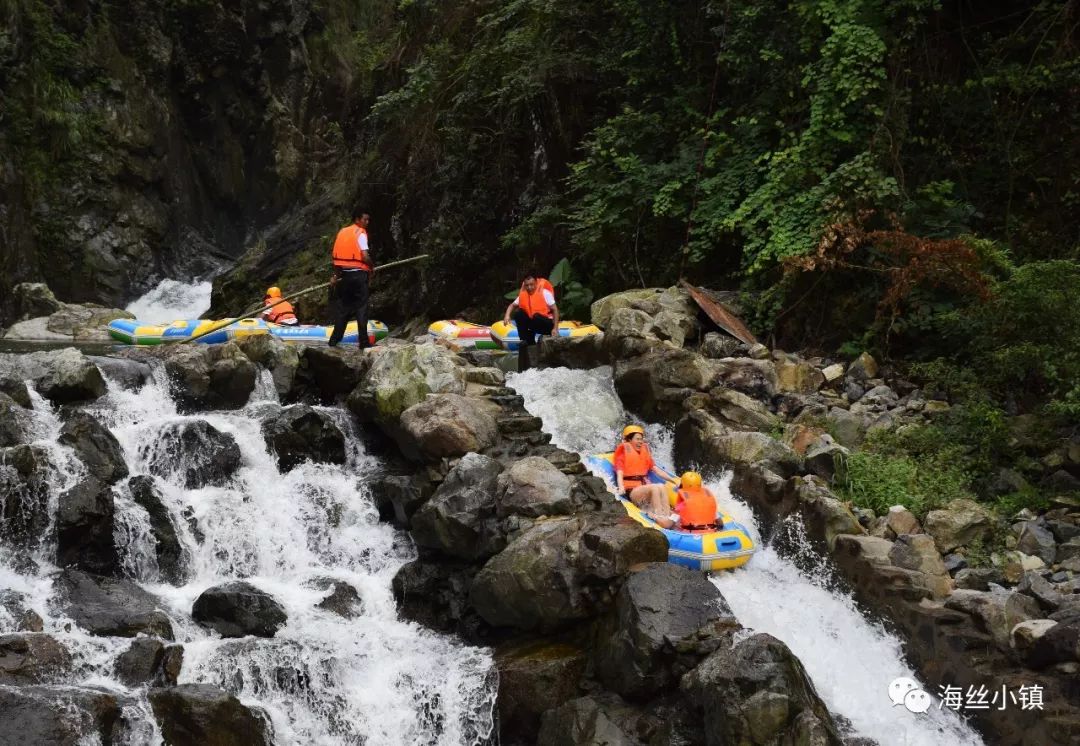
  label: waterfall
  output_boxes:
[125,279,214,322]
[509,366,984,746]
[1,366,496,744]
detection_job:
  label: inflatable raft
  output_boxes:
[108,318,389,346]
[587,453,756,571]
[427,320,497,349]
[489,320,601,352]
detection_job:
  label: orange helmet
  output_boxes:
[266,286,282,298]
[680,471,703,489]
[622,425,645,440]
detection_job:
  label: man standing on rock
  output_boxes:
[329,207,374,349]
[503,273,559,372]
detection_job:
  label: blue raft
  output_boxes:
[108,318,389,346]
[587,453,756,571]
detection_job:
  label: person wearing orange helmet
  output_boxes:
[673,471,721,532]
[613,424,678,527]
[261,286,299,325]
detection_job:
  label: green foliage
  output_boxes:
[835,447,970,517]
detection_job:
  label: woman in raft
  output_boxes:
[613,425,680,527]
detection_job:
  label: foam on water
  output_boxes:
[509,365,984,746]
[125,279,213,322]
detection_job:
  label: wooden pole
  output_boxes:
[179,254,429,344]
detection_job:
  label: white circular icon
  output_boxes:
[888,677,921,707]
[903,689,932,714]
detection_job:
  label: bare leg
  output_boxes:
[629,485,674,527]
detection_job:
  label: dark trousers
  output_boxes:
[329,270,370,347]
[512,308,554,347]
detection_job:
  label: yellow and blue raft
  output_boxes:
[108,318,389,346]
[587,453,756,571]
[489,320,601,352]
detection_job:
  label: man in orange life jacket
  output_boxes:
[502,274,559,372]
[328,207,374,349]
[261,287,299,325]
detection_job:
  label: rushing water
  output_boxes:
[125,279,214,322]
[509,366,984,746]
[1,365,496,744]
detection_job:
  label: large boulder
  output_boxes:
[1016,520,1058,565]
[151,343,256,410]
[712,357,778,400]
[260,405,346,471]
[0,392,31,447]
[825,407,868,449]
[675,410,802,477]
[127,476,184,584]
[593,563,740,699]
[537,694,652,746]
[148,684,271,746]
[773,354,825,394]
[410,453,505,561]
[233,335,300,399]
[681,633,842,746]
[537,334,609,370]
[0,685,121,745]
[86,355,152,391]
[469,514,668,632]
[603,307,663,359]
[497,641,586,742]
[114,637,168,687]
[58,412,128,484]
[924,499,995,554]
[0,348,106,404]
[391,559,480,633]
[371,474,432,528]
[140,420,242,488]
[1024,619,1080,669]
[12,282,63,319]
[296,345,371,402]
[0,445,56,554]
[51,569,173,639]
[398,394,499,460]
[191,581,287,638]
[789,476,865,551]
[0,633,72,684]
[888,533,949,577]
[347,342,465,424]
[704,387,778,432]
[496,456,575,518]
[591,288,666,328]
[55,478,119,576]
[945,588,1041,651]
[613,348,717,422]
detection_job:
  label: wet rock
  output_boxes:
[52,569,173,639]
[945,588,1041,651]
[411,453,504,561]
[312,579,363,619]
[114,637,166,687]
[0,392,30,447]
[701,332,746,359]
[889,534,948,577]
[593,563,739,699]
[791,476,865,551]
[681,632,842,746]
[55,478,119,576]
[1017,521,1058,565]
[613,348,717,422]
[58,412,128,485]
[142,420,242,488]
[371,474,432,528]
[12,282,63,319]
[537,693,652,746]
[149,684,271,746]
[886,506,921,537]
[497,641,586,742]
[233,335,300,399]
[192,581,287,638]
[86,355,152,391]
[398,394,499,460]
[392,559,480,633]
[470,514,668,632]
[297,346,371,402]
[675,410,802,478]
[0,590,44,632]
[347,342,464,423]
[0,348,106,404]
[0,445,55,553]
[1025,620,1080,669]
[923,498,995,554]
[154,344,256,410]
[846,352,878,381]
[0,633,72,684]
[0,685,121,745]
[0,376,32,408]
[162,644,184,685]
[261,405,346,471]
[538,334,609,369]
[127,476,184,584]
[496,456,575,518]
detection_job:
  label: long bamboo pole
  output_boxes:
[178,254,430,345]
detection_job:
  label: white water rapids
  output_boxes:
[509,366,985,746]
[125,279,213,322]
[1,367,496,744]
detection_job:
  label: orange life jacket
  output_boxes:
[517,278,554,319]
[615,442,654,484]
[675,487,718,529]
[332,224,372,271]
[264,298,297,324]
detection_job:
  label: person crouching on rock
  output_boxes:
[503,273,559,372]
[614,425,679,527]
[673,471,721,532]
[262,287,299,325]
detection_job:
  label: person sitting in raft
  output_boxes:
[261,286,299,326]
[614,425,679,527]
[503,273,559,372]
[673,471,722,532]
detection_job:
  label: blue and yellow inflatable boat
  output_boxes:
[587,453,756,571]
[489,320,601,352]
[108,318,389,346]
